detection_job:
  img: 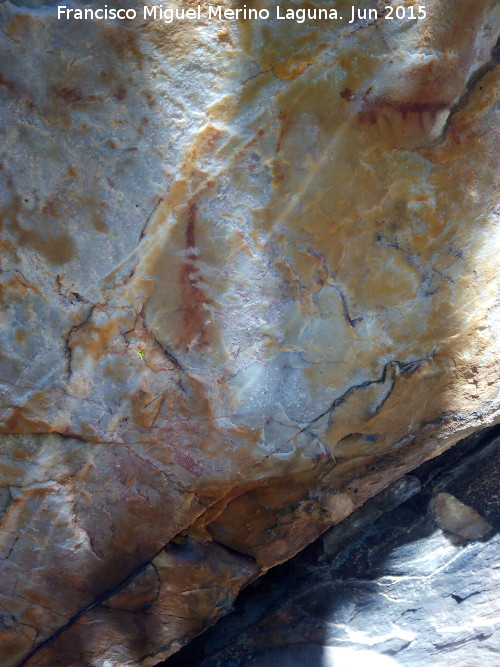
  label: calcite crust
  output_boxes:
[0,1,499,665]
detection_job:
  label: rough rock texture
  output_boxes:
[0,1,499,665]
[166,428,500,667]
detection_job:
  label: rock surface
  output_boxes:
[0,1,499,665]
[166,428,500,667]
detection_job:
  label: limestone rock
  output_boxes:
[431,492,493,541]
[0,1,499,665]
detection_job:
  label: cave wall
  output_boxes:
[0,1,499,664]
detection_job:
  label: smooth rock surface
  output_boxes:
[167,429,500,667]
[1,1,499,664]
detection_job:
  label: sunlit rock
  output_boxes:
[0,0,499,664]
[171,432,499,667]
[432,492,493,541]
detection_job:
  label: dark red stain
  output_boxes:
[52,86,98,108]
[54,86,84,104]
[170,441,204,478]
[178,203,212,351]
[186,203,197,249]
[387,100,449,119]
[113,86,127,101]
[341,87,449,130]
[0,73,15,93]
[359,99,450,129]
[276,112,293,154]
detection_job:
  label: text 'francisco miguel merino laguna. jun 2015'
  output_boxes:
[56,3,428,25]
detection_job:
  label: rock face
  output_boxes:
[166,429,500,667]
[0,1,499,665]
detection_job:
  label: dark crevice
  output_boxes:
[16,545,171,667]
[449,591,480,605]
[301,245,363,327]
[301,350,437,435]
[63,304,96,381]
[437,33,500,144]
[210,539,258,565]
[138,195,164,242]
[140,316,185,371]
